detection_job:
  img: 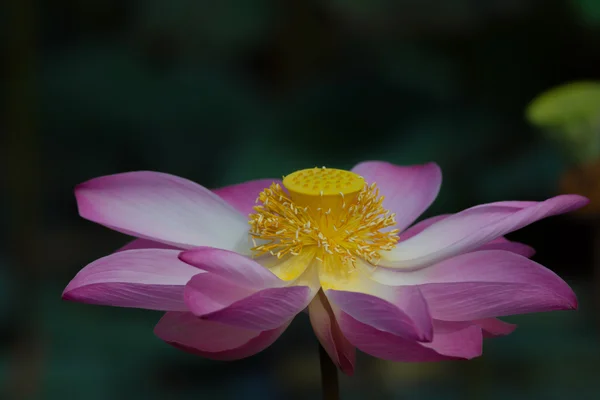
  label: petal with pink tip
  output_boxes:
[182,273,255,315]
[75,171,250,251]
[474,318,517,338]
[185,276,311,330]
[379,195,588,269]
[326,282,433,342]
[335,311,482,362]
[351,161,442,232]
[375,250,577,321]
[179,247,284,289]
[308,291,355,375]
[213,179,281,217]
[62,249,200,311]
[402,215,534,257]
[155,312,288,360]
[179,248,316,330]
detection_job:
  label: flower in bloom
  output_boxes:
[63,162,588,375]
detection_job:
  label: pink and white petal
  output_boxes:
[403,216,534,257]
[185,275,312,330]
[400,215,450,240]
[335,311,481,362]
[474,318,517,338]
[155,312,288,360]
[308,292,355,375]
[402,216,534,257]
[379,195,588,269]
[117,238,182,252]
[179,247,284,289]
[325,270,433,342]
[213,179,281,217]
[373,250,576,321]
[351,161,442,232]
[62,249,200,311]
[75,171,250,251]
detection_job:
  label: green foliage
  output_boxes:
[527,82,600,164]
[526,82,600,127]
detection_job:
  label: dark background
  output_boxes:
[2,0,600,399]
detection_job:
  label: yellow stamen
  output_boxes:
[249,167,399,282]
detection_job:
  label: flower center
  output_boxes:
[248,167,399,282]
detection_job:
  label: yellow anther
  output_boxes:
[249,167,399,283]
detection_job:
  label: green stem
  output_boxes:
[319,343,339,400]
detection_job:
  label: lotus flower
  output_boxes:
[63,162,588,375]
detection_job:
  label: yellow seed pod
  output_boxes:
[282,167,365,216]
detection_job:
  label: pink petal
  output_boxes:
[155,312,288,360]
[179,247,283,289]
[117,238,182,252]
[477,238,535,258]
[213,179,281,217]
[62,249,200,311]
[155,312,259,351]
[308,292,355,375]
[75,171,250,251]
[351,161,442,232]
[402,215,534,257]
[380,195,588,269]
[182,273,255,314]
[178,248,316,330]
[185,275,311,330]
[335,311,482,362]
[326,284,433,342]
[420,320,483,359]
[381,250,577,321]
[474,318,517,338]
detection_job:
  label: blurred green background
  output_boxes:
[2,0,600,399]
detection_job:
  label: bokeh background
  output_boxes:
[3,0,600,399]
